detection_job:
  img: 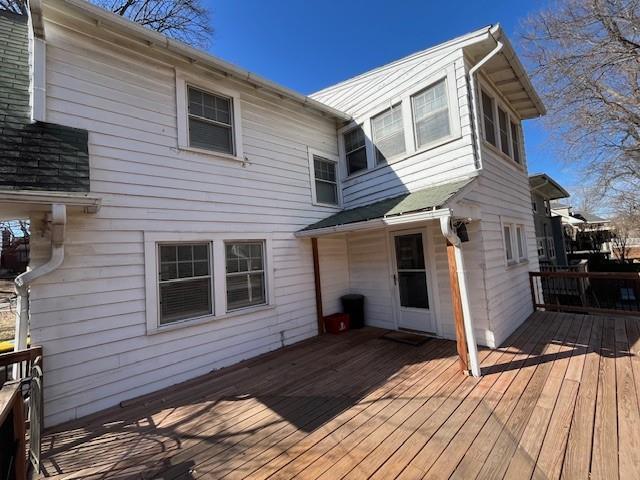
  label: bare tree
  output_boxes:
[521,0,640,205]
[93,0,213,47]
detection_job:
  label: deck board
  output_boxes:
[36,312,640,479]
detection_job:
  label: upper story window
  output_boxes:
[187,86,234,154]
[480,86,523,166]
[344,127,368,175]
[510,121,521,164]
[371,105,405,164]
[481,90,497,147]
[497,106,510,157]
[412,79,450,148]
[311,153,339,206]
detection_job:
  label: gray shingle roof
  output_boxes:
[301,177,475,232]
[0,10,89,192]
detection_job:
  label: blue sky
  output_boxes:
[204,0,577,191]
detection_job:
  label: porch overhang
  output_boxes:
[296,177,477,238]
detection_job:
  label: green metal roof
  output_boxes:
[301,177,475,232]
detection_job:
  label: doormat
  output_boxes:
[381,330,432,346]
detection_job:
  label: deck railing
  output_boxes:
[0,346,44,477]
[529,271,640,316]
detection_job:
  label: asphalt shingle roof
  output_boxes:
[0,9,89,192]
[301,177,475,232]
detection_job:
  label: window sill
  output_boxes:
[482,141,524,171]
[312,200,342,209]
[506,259,529,270]
[146,303,276,335]
[178,145,245,163]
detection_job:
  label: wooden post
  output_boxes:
[446,240,469,373]
[311,237,324,335]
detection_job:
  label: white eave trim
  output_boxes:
[50,0,351,122]
[0,190,102,212]
[295,207,453,238]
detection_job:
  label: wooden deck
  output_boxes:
[37,311,640,479]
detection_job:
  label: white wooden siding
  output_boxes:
[317,237,350,315]
[29,18,342,426]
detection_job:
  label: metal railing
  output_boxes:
[529,271,640,316]
[0,346,44,476]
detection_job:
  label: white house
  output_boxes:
[0,0,544,426]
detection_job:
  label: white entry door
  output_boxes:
[391,231,435,333]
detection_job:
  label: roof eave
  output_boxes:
[44,0,351,122]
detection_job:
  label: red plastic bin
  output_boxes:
[324,313,350,334]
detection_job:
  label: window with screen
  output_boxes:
[158,243,212,324]
[313,155,338,205]
[504,225,514,262]
[412,80,451,148]
[371,105,405,164]
[344,127,368,175]
[225,241,266,311]
[481,90,496,146]
[187,86,234,154]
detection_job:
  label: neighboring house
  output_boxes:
[551,202,613,259]
[0,0,544,426]
[0,229,29,274]
[529,173,570,267]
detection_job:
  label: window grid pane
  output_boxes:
[225,241,267,310]
[187,86,234,154]
[516,226,524,259]
[158,243,212,324]
[412,80,450,148]
[344,127,368,175]
[372,106,405,163]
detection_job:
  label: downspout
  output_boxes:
[440,214,481,377]
[468,26,503,170]
[13,204,66,364]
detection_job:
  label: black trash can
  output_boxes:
[341,294,365,329]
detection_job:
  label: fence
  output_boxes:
[529,271,640,316]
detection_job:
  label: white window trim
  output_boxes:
[478,77,524,169]
[501,217,529,267]
[338,64,461,181]
[175,69,244,163]
[144,231,275,334]
[307,147,342,207]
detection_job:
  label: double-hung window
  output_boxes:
[312,154,339,205]
[343,127,368,175]
[371,105,405,164]
[187,86,234,154]
[225,241,267,310]
[412,79,451,148]
[158,243,212,325]
[498,106,510,156]
[504,222,527,265]
[481,90,497,147]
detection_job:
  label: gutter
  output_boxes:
[55,0,352,123]
[440,213,481,377]
[468,25,503,170]
[13,204,66,368]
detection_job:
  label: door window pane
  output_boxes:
[395,233,425,270]
[398,272,429,309]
